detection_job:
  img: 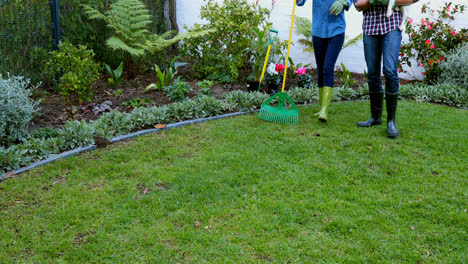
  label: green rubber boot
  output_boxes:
[318,86,333,122]
[314,87,323,116]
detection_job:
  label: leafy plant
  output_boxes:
[82,0,213,79]
[399,2,467,84]
[145,60,179,92]
[113,89,123,96]
[0,75,40,145]
[164,78,190,102]
[438,42,468,89]
[222,90,269,111]
[130,106,168,128]
[181,0,271,83]
[93,110,134,138]
[197,80,214,97]
[337,63,357,88]
[47,42,100,104]
[58,120,95,151]
[0,145,31,174]
[122,97,151,109]
[105,62,124,88]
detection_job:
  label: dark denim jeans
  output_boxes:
[312,33,345,87]
[363,29,402,94]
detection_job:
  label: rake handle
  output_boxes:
[281,0,296,93]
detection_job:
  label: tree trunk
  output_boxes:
[168,0,178,32]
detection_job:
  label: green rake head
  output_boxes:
[258,92,299,125]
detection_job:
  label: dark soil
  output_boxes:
[30,63,372,130]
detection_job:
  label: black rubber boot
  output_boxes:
[357,91,383,127]
[386,92,399,138]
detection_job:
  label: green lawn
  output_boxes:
[1,100,467,263]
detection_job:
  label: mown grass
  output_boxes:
[1,100,467,263]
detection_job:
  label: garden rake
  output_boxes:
[258,0,298,125]
[258,28,279,91]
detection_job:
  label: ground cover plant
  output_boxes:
[0,101,466,263]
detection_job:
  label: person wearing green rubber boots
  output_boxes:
[296,0,352,122]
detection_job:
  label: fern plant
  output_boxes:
[82,0,213,79]
[294,16,363,53]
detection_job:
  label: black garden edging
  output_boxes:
[0,111,250,182]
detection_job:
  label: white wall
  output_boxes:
[176,0,468,80]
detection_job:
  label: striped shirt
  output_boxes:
[355,1,418,35]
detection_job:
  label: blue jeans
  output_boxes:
[312,33,345,87]
[363,30,402,94]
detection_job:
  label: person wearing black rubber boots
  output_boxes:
[354,0,419,138]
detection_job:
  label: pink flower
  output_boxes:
[430,44,435,49]
[447,7,450,12]
[294,67,307,76]
[429,21,433,25]
[447,14,450,18]
[425,39,431,45]
[409,18,413,24]
[397,68,401,73]
[453,8,457,11]
[420,63,423,67]
[275,64,285,73]
[428,25,432,30]
[451,31,456,35]
[421,72,425,75]
[424,22,428,26]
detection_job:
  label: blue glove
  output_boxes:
[329,0,349,15]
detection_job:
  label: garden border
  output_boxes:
[1,111,250,182]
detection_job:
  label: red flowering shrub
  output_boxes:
[399,2,468,84]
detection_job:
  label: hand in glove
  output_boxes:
[329,0,349,16]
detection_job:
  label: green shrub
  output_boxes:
[58,120,95,151]
[399,83,468,107]
[192,96,224,117]
[164,79,190,102]
[130,106,169,128]
[0,75,40,145]
[222,91,269,111]
[47,42,100,104]
[333,86,359,101]
[399,3,467,84]
[286,87,318,105]
[93,111,134,138]
[438,43,468,89]
[197,80,214,97]
[0,145,31,174]
[181,0,270,83]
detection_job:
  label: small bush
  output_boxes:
[286,87,317,105]
[130,106,169,128]
[181,0,270,82]
[58,120,95,151]
[47,42,100,103]
[438,43,468,89]
[399,83,468,107]
[164,79,190,102]
[0,145,32,174]
[0,75,40,145]
[93,111,134,138]
[222,91,270,111]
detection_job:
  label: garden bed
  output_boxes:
[31,64,369,130]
